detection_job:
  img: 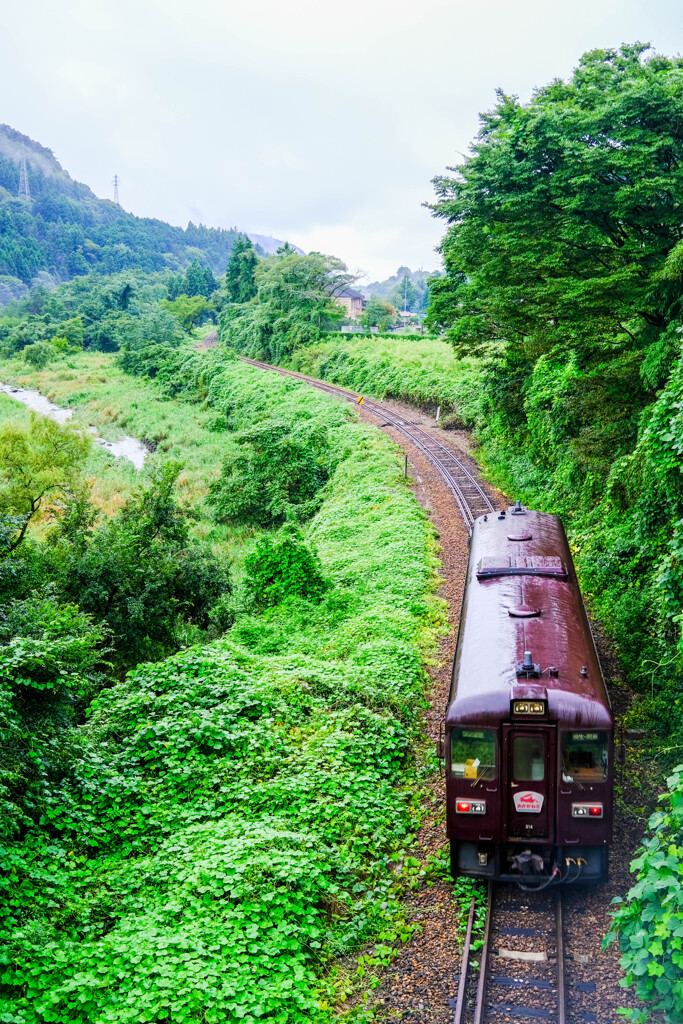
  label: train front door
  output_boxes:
[503,726,555,841]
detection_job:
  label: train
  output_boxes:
[445,504,613,887]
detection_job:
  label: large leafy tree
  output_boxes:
[0,415,91,551]
[255,250,353,322]
[60,464,230,668]
[428,44,683,362]
[219,250,355,362]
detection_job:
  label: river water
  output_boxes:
[0,383,147,471]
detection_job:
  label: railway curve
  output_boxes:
[239,356,496,529]
[239,354,632,1022]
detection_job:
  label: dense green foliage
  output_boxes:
[208,420,337,527]
[243,528,329,608]
[428,44,683,360]
[360,297,398,331]
[0,126,241,294]
[224,234,259,303]
[424,42,683,1017]
[606,765,683,1021]
[57,463,231,668]
[0,414,92,549]
[0,333,442,1022]
[0,271,180,356]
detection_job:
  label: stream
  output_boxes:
[0,383,148,470]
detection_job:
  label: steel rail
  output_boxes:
[465,884,567,1024]
[556,890,567,1024]
[453,896,477,1024]
[239,357,495,529]
[472,881,494,1024]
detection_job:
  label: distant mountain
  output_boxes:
[361,266,442,314]
[0,125,297,303]
[246,232,304,256]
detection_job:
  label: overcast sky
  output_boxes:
[3,0,683,281]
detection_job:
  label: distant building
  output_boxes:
[337,287,366,319]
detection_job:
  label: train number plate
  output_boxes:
[514,791,544,813]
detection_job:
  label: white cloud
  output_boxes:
[2,0,683,277]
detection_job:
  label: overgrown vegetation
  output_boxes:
[605,764,683,1021]
[218,247,355,363]
[424,42,683,1021]
[0,325,446,1022]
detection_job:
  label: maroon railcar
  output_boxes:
[445,505,613,886]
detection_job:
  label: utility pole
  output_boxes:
[113,174,120,205]
[18,157,31,201]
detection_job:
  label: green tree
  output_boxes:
[256,250,353,323]
[0,416,91,551]
[219,250,355,362]
[224,234,258,303]
[428,44,683,361]
[361,296,397,330]
[61,464,230,668]
[23,340,52,369]
[161,293,210,331]
[184,258,211,298]
[207,420,335,527]
[388,275,418,314]
[60,315,84,349]
[203,265,217,297]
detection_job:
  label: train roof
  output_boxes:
[446,506,612,731]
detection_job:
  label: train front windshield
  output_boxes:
[450,728,497,783]
[561,731,608,783]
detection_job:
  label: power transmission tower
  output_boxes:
[113,174,120,205]
[18,157,31,201]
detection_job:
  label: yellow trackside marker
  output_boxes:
[357,396,364,405]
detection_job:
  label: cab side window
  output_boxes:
[562,732,608,782]
[450,728,496,782]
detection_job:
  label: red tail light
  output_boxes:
[572,802,603,818]
[456,800,486,815]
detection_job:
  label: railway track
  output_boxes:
[455,884,601,1024]
[239,356,496,528]
[456,882,567,1024]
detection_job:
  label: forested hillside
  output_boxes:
[0,125,243,299]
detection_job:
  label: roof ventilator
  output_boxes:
[511,500,526,515]
[517,650,541,677]
[508,604,541,618]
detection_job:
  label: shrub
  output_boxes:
[60,464,231,668]
[207,420,337,527]
[605,764,683,1021]
[22,341,53,369]
[243,528,329,608]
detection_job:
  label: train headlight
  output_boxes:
[512,700,546,715]
[456,800,486,815]
[572,803,603,818]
